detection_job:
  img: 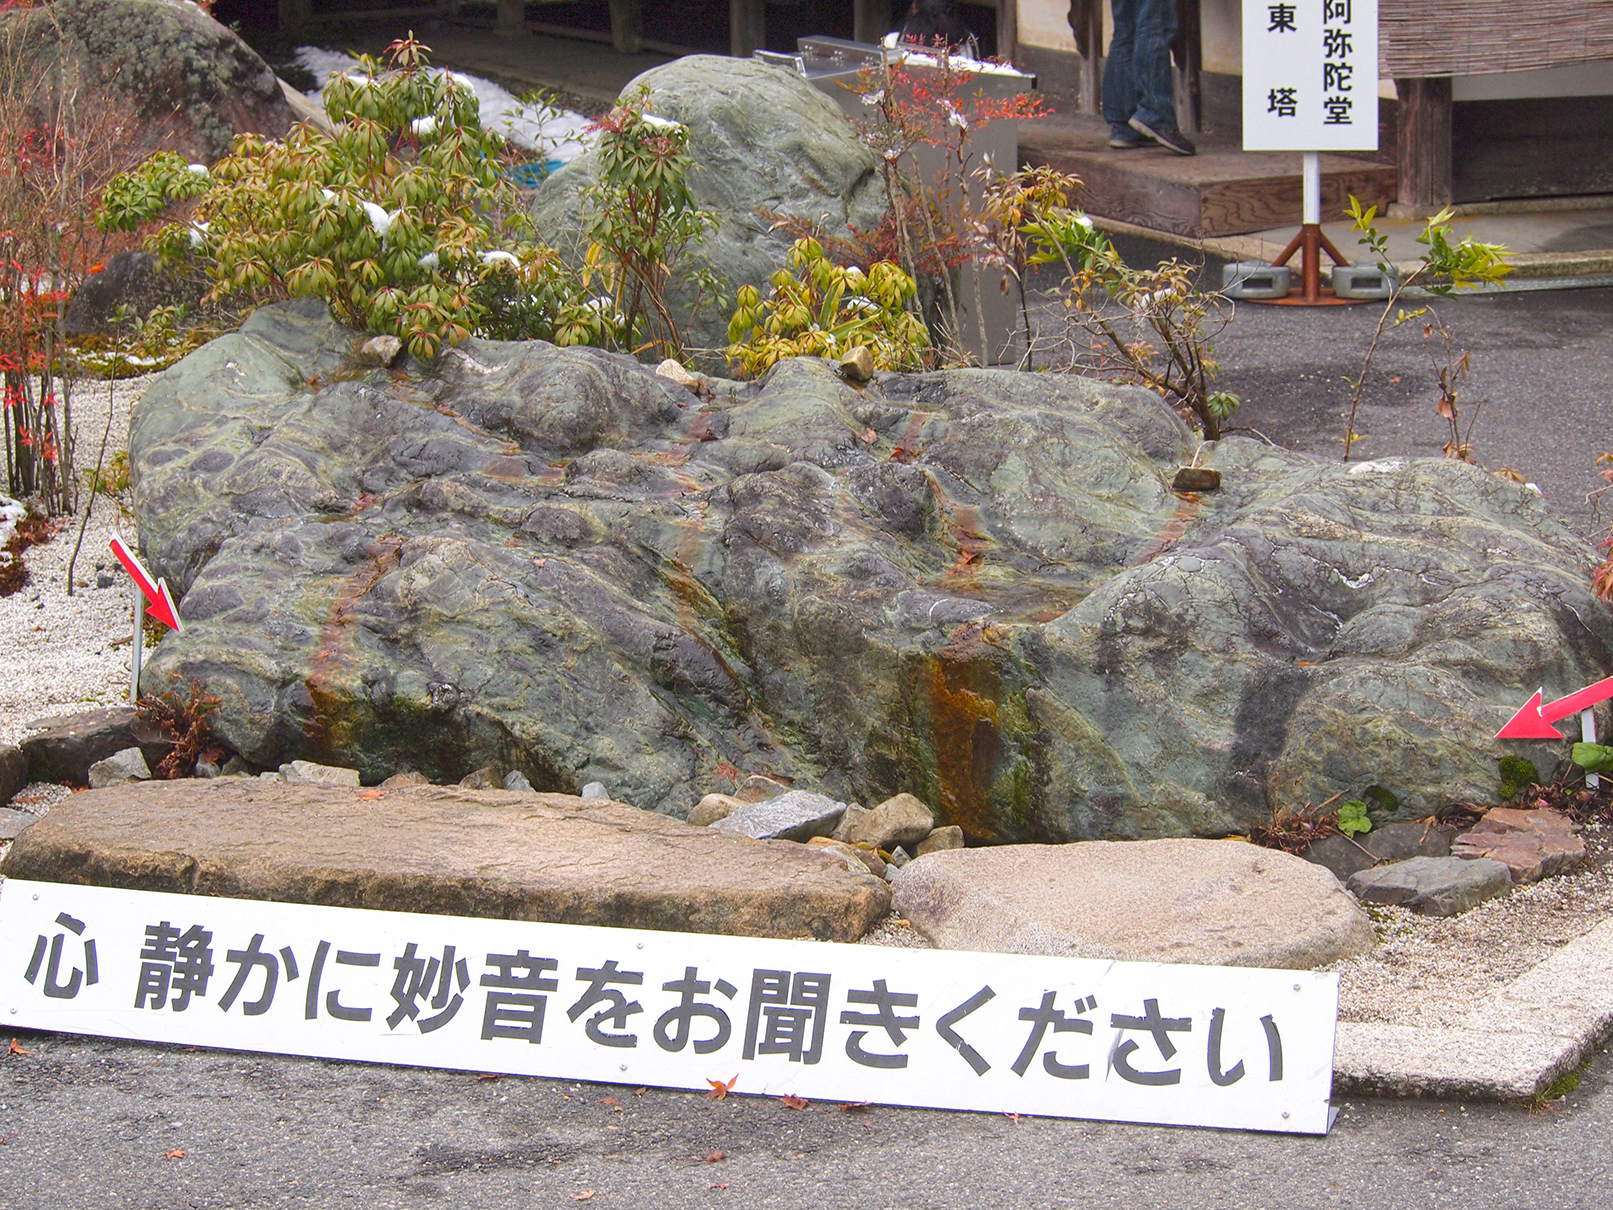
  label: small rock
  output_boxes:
[579,780,608,799]
[838,345,874,384]
[20,706,153,786]
[886,845,912,868]
[688,792,744,827]
[655,358,704,391]
[458,766,499,790]
[259,770,282,782]
[1171,467,1221,492]
[916,825,964,856]
[96,569,116,589]
[709,790,846,842]
[88,746,152,788]
[844,793,934,851]
[279,760,361,788]
[220,755,254,778]
[1450,807,1585,883]
[193,758,221,779]
[1347,856,1513,917]
[0,807,37,840]
[504,771,536,793]
[380,770,431,788]
[0,744,26,805]
[832,804,870,842]
[359,334,403,366]
[735,774,791,803]
[807,836,887,878]
[1302,820,1458,883]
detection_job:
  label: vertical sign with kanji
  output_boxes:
[1242,0,1378,151]
[0,880,1341,1135]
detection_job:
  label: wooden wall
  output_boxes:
[1382,0,1613,76]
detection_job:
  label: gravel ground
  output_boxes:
[3,368,1609,1037]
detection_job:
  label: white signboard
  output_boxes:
[1243,0,1379,151]
[0,880,1339,1134]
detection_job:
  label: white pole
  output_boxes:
[1302,152,1321,225]
[1584,708,1601,792]
[130,588,145,703]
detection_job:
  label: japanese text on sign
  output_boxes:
[0,881,1339,1134]
[1243,0,1378,151]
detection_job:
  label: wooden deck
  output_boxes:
[1019,116,1398,240]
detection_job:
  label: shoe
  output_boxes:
[1128,116,1196,156]
[1108,132,1147,149]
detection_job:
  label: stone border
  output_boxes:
[1334,916,1613,1100]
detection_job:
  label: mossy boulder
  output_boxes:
[128,301,1613,839]
[1,0,295,163]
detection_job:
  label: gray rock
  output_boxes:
[219,755,254,777]
[844,793,934,851]
[1303,820,1458,883]
[128,300,1613,841]
[0,807,37,840]
[503,770,536,793]
[688,792,744,827]
[1347,855,1514,916]
[886,845,912,868]
[832,804,870,843]
[893,839,1376,968]
[96,569,116,588]
[0,745,25,806]
[807,835,887,878]
[88,746,152,788]
[0,780,890,942]
[709,789,845,842]
[530,56,885,360]
[916,825,964,855]
[359,334,403,367]
[63,251,208,339]
[193,757,221,779]
[578,780,608,799]
[380,770,431,788]
[19,706,159,786]
[279,759,360,788]
[458,765,499,790]
[735,775,790,803]
[259,770,281,782]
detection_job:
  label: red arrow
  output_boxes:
[1496,677,1613,740]
[109,532,184,633]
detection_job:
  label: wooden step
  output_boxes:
[1019,124,1398,239]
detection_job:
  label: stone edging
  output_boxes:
[1334,916,1613,1100]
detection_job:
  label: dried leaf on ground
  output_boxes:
[705,1074,738,1100]
[779,1094,810,1110]
[7,1038,30,1056]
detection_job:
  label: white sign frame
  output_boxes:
[0,880,1339,1134]
[1243,0,1379,151]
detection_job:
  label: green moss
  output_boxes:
[1363,784,1399,815]
[1498,755,1538,801]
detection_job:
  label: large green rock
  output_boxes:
[529,55,886,359]
[129,300,1613,840]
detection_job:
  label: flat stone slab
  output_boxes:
[1450,807,1585,883]
[1303,820,1458,883]
[1347,855,1513,916]
[0,780,889,942]
[0,807,37,840]
[891,839,1375,969]
[707,790,845,842]
[18,707,150,785]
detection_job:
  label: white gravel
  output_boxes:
[0,374,162,748]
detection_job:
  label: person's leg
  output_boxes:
[1102,0,1143,144]
[1129,0,1178,132]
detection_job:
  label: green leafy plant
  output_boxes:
[1341,198,1511,461]
[579,89,721,361]
[1336,799,1373,838]
[726,237,929,378]
[97,34,597,361]
[1571,742,1613,775]
[1027,215,1240,439]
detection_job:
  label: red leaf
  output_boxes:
[780,1094,810,1110]
[704,1151,726,1163]
[7,1038,30,1056]
[838,1101,870,1113]
[476,1072,505,1080]
[573,1191,595,1202]
[598,1096,619,1106]
[356,789,384,800]
[165,1149,186,1160]
[633,1087,647,1097]
[705,1074,738,1100]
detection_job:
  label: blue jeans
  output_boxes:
[1103,0,1179,138]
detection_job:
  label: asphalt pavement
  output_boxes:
[1,1026,1609,1208]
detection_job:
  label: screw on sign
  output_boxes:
[1496,677,1613,789]
[107,532,183,702]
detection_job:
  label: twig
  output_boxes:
[65,385,113,598]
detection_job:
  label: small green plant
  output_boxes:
[97,34,597,361]
[1499,755,1539,800]
[1571,742,1613,775]
[725,238,929,378]
[83,447,130,497]
[1341,198,1511,461]
[1336,799,1373,838]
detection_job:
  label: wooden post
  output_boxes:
[1174,0,1201,134]
[1395,76,1452,213]
[1069,0,1104,115]
[996,0,1018,62]
[730,0,765,57]
[854,0,893,45]
[608,0,643,53]
[496,0,525,35]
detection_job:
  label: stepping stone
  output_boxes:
[843,793,934,851]
[1303,820,1459,883]
[708,789,845,842]
[892,839,1375,969]
[1450,807,1585,883]
[0,780,889,942]
[1347,856,1513,917]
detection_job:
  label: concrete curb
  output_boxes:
[1334,917,1613,1101]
